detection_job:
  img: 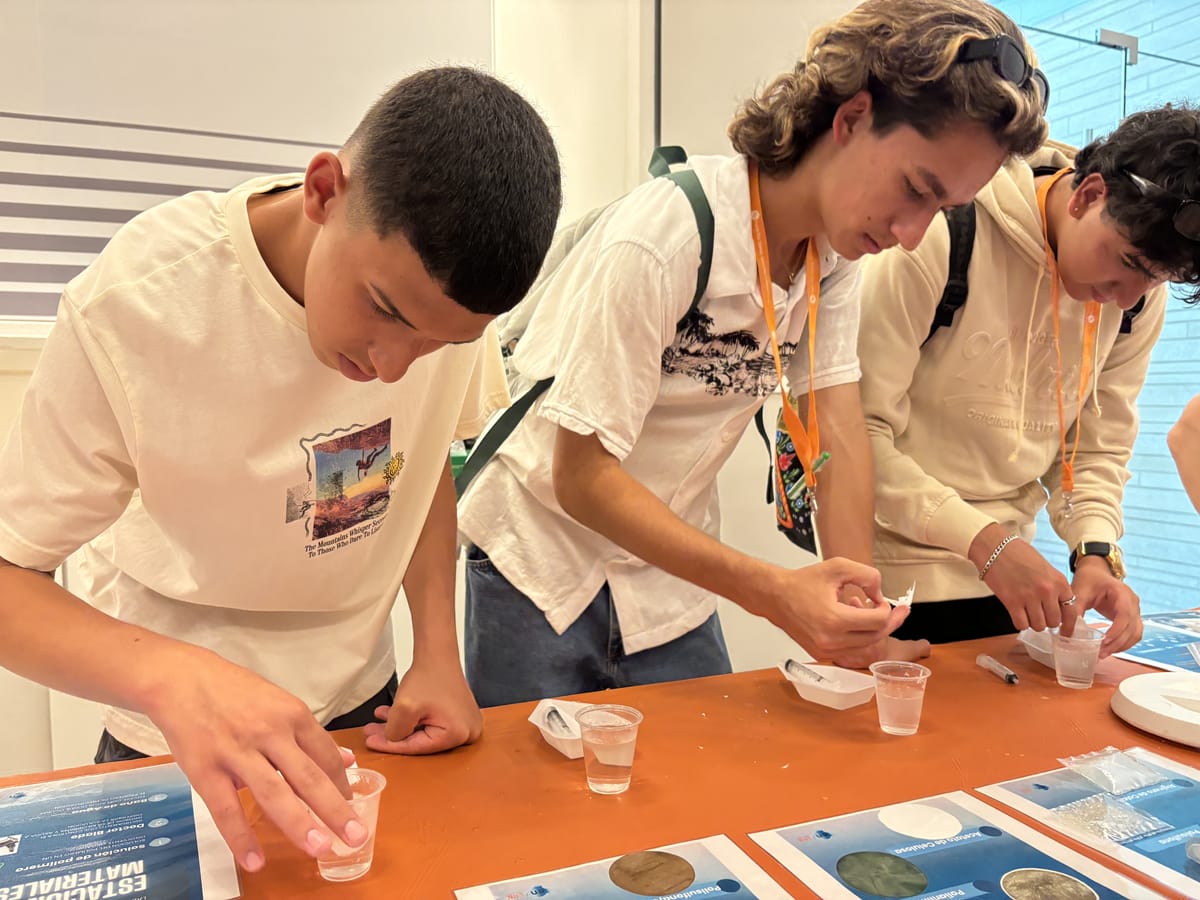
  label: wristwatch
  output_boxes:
[1069,541,1126,579]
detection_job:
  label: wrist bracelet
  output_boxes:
[978,534,1018,580]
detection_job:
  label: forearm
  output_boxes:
[812,392,874,565]
[0,560,209,719]
[400,458,461,664]
[1169,396,1200,514]
[553,429,780,617]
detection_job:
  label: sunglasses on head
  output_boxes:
[1125,170,1200,242]
[957,34,1050,114]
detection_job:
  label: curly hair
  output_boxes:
[1073,104,1200,303]
[728,0,1047,175]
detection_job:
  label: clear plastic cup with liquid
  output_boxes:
[1054,624,1103,689]
[869,661,931,736]
[574,704,642,794]
[316,768,387,882]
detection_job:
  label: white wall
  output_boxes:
[659,0,856,154]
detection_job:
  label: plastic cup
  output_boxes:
[574,704,642,795]
[869,661,931,736]
[316,768,386,882]
[1054,624,1103,689]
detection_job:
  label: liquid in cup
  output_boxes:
[316,768,387,882]
[575,704,643,795]
[1054,625,1103,689]
[869,661,931,736]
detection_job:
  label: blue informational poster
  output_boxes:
[980,747,1200,898]
[1114,622,1200,674]
[750,791,1160,899]
[455,834,791,899]
[1142,611,1200,637]
[0,763,238,900]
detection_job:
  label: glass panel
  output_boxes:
[986,5,1200,616]
[1019,26,1126,145]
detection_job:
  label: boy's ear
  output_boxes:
[302,152,348,226]
[1071,172,1108,217]
[832,90,874,146]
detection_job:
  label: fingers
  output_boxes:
[258,743,365,857]
[364,722,448,755]
[231,754,337,862]
[1099,600,1143,657]
[190,775,265,872]
[383,697,422,744]
[822,557,884,604]
[1006,603,1031,632]
[1057,596,1080,638]
[293,727,352,798]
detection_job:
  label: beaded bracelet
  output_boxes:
[978,534,1018,580]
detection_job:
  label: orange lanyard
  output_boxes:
[748,160,821,491]
[1037,167,1100,497]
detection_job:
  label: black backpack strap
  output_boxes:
[753,406,773,503]
[454,377,553,497]
[923,203,976,345]
[1120,295,1146,334]
[454,147,715,500]
[663,168,715,326]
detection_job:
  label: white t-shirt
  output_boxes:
[0,175,509,754]
[458,154,861,654]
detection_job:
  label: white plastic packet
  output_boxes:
[1051,793,1171,844]
[1058,746,1167,795]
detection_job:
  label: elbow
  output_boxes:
[1168,419,1188,464]
[552,453,590,522]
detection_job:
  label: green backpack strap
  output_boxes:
[454,147,715,499]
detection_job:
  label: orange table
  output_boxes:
[4,635,1198,898]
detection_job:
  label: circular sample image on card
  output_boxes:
[1000,868,1098,900]
[877,803,963,841]
[836,851,928,898]
[608,850,696,896]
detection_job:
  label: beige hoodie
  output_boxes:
[858,143,1166,602]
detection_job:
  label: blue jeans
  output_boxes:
[464,545,732,708]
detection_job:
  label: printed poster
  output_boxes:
[0,763,238,900]
[1113,622,1200,674]
[455,834,791,899]
[750,790,1158,899]
[980,747,1200,898]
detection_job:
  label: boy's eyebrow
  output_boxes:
[1126,253,1157,280]
[916,167,948,201]
[371,284,476,345]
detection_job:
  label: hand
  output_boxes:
[971,527,1074,634]
[363,654,483,754]
[831,636,932,669]
[148,649,364,874]
[1071,556,1142,657]
[752,557,909,659]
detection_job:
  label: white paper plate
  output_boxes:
[1110,671,1200,749]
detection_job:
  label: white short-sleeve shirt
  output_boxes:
[459,154,861,653]
[0,175,509,754]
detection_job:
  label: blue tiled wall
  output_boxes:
[996,2,1200,613]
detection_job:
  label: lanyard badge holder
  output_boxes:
[748,161,825,554]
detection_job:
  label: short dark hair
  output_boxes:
[345,67,561,315]
[1074,104,1200,303]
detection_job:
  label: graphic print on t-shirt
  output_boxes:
[285,419,405,555]
[662,308,798,396]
